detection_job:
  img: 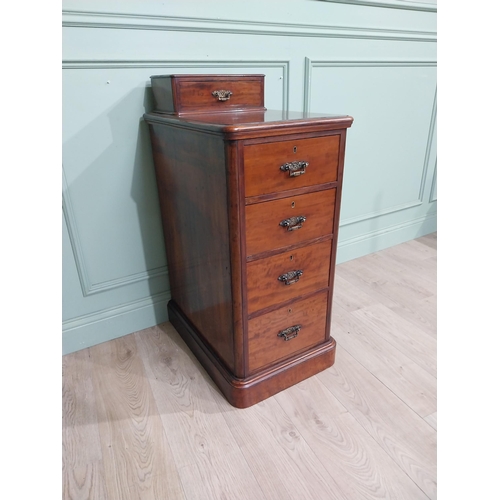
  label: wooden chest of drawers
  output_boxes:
[144,75,353,407]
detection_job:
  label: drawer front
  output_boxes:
[176,77,264,113]
[246,240,332,314]
[248,292,328,372]
[245,189,336,257]
[244,135,340,198]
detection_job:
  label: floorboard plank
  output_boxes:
[424,412,437,431]
[62,462,107,500]
[351,304,437,376]
[276,377,429,500]
[332,305,436,417]
[415,233,437,249]
[91,334,185,500]
[332,274,379,312]
[221,395,350,500]
[62,349,102,469]
[135,324,267,500]
[317,346,437,499]
[388,294,437,338]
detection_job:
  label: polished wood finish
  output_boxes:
[246,239,331,314]
[149,123,235,370]
[144,74,352,407]
[245,189,336,257]
[244,134,340,197]
[247,291,329,373]
[151,74,265,115]
[168,300,336,408]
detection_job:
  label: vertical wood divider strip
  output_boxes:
[236,141,249,378]
[226,140,245,378]
[327,131,347,341]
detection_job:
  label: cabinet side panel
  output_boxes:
[149,124,234,370]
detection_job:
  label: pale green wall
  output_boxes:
[62,0,437,354]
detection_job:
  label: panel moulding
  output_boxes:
[337,211,437,252]
[62,10,436,42]
[304,58,436,227]
[429,158,437,202]
[63,60,290,295]
[319,0,436,13]
[62,291,171,332]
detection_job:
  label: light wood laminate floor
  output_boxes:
[63,233,437,500]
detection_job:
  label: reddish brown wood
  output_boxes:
[245,182,337,206]
[168,299,336,408]
[144,74,353,408]
[225,140,245,378]
[148,123,235,371]
[151,74,265,115]
[144,110,354,141]
[245,189,336,257]
[244,134,340,197]
[248,291,328,373]
[246,240,332,314]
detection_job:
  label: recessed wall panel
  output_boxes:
[307,62,436,222]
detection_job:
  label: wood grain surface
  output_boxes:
[62,235,437,500]
[91,335,185,500]
[246,239,331,314]
[243,134,340,197]
[247,291,329,372]
[245,189,336,257]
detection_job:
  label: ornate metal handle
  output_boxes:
[280,161,309,177]
[278,269,303,286]
[212,90,233,101]
[278,324,302,341]
[279,215,306,231]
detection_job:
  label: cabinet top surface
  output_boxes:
[144,109,353,140]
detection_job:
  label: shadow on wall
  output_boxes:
[62,81,170,324]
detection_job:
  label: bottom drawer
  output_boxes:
[247,291,328,373]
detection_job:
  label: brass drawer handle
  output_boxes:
[212,90,233,101]
[278,324,302,341]
[280,161,309,177]
[278,270,303,286]
[280,215,306,231]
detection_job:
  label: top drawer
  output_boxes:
[244,135,340,198]
[151,74,265,115]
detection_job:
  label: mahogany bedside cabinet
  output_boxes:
[144,74,353,408]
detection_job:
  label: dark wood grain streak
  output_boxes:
[246,234,333,263]
[149,123,235,371]
[225,140,245,378]
[235,139,251,377]
[247,288,330,321]
[245,182,338,206]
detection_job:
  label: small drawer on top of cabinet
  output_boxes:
[246,239,332,314]
[244,135,340,198]
[245,189,336,257]
[248,291,329,373]
[151,74,265,114]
